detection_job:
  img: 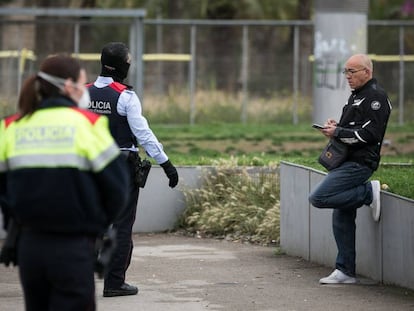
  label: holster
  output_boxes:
[128,152,152,188]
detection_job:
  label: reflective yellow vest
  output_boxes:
[0,106,120,173]
[0,100,127,234]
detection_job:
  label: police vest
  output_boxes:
[87,82,135,148]
[0,99,119,173]
[0,97,124,235]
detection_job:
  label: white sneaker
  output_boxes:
[370,180,381,222]
[319,269,357,284]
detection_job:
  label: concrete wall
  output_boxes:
[133,166,205,232]
[280,161,414,289]
[2,162,414,291]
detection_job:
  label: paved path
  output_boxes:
[1,233,414,311]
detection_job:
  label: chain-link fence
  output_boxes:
[0,9,413,124]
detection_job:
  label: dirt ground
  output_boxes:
[174,132,414,157]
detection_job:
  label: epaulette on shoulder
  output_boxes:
[109,82,129,93]
[4,113,20,128]
[71,107,101,125]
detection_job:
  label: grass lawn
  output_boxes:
[150,122,414,200]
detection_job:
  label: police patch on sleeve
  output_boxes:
[371,101,381,110]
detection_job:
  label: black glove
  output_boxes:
[95,227,117,279]
[0,219,20,267]
[160,160,178,188]
[0,244,17,267]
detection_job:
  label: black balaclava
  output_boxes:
[100,42,131,83]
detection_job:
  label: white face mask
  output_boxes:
[77,89,90,109]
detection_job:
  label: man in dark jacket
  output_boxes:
[309,54,391,284]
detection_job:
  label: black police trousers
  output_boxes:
[18,231,96,311]
[104,153,139,290]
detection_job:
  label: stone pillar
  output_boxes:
[313,0,369,123]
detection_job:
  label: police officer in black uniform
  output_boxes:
[0,55,129,310]
[87,42,179,297]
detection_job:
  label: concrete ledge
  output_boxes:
[280,161,414,289]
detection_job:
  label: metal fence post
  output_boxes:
[241,25,249,124]
[399,26,405,125]
[156,13,164,94]
[292,25,299,125]
[130,16,145,102]
[74,22,80,55]
[189,25,196,125]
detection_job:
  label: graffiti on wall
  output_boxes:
[314,31,354,90]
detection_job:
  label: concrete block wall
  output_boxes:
[280,161,414,289]
[132,166,205,232]
[1,162,414,291]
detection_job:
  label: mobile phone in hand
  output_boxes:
[312,123,325,129]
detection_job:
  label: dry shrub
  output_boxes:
[178,157,280,245]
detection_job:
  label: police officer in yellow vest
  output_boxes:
[87,42,179,297]
[0,55,129,311]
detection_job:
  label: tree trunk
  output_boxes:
[297,0,313,96]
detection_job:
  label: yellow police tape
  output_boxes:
[1,49,412,62]
[0,50,192,74]
[0,50,192,62]
[71,53,192,61]
[1,49,412,71]
[367,54,414,62]
[0,48,36,74]
[309,54,414,62]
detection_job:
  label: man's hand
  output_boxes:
[326,119,337,126]
[160,160,179,188]
[321,119,337,138]
[321,125,336,138]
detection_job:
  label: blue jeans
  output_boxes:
[308,161,374,277]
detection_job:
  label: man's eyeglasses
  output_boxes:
[342,68,366,75]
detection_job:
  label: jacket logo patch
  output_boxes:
[88,101,112,114]
[15,126,75,149]
[352,98,365,106]
[371,101,381,110]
